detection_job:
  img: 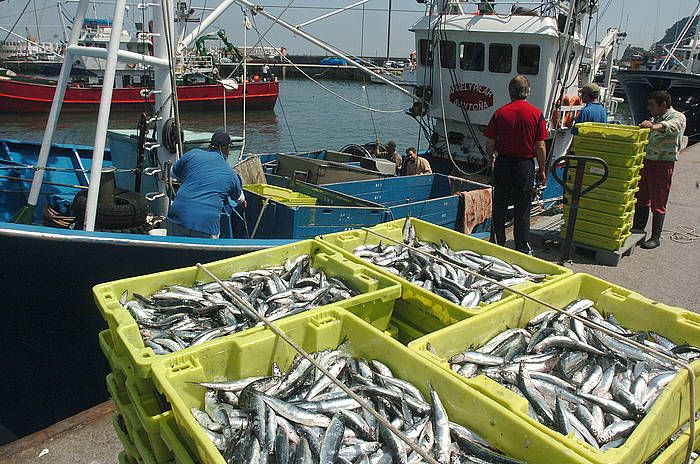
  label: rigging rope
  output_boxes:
[667,225,700,244]
[3,0,33,42]
[222,0,298,81]
[247,20,406,114]
[276,91,298,152]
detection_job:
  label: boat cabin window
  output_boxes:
[459,42,485,71]
[419,39,433,66]
[440,41,456,69]
[517,45,540,75]
[489,44,512,73]
[122,75,132,88]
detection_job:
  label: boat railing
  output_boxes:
[447,0,561,16]
[181,55,214,74]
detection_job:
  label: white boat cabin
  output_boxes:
[411,2,589,163]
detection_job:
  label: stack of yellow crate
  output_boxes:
[561,122,650,251]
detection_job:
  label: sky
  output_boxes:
[0,0,698,57]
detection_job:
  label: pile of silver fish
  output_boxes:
[191,347,523,464]
[442,299,700,451]
[352,220,548,308]
[120,255,357,354]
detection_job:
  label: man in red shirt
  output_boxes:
[484,75,548,254]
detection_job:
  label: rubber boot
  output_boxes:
[631,205,649,235]
[641,213,664,249]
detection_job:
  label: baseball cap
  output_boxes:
[386,141,396,148]
[211,131,232,147]
[581,82,600,97]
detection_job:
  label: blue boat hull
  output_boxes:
[324,174,492,233]
[0,223,291,443]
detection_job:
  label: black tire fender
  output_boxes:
[72,189,148,229]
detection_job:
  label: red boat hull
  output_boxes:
[0,78,278,112]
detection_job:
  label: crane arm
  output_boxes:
[216,29,243,62]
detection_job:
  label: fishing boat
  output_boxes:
[0,71,279,112]
[616,4,700,144]
[0,0,488,437]
[406,0,624,190]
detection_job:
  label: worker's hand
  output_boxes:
[640,120,653,129]
[537,167,547,186]
[489,153,496,168]
[241,199,248,209]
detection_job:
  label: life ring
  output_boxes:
[127,63,136,69]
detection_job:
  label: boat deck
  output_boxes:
[0,143,698,463]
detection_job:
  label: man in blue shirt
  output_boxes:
[572,82,608,134]
[166,131,246,238]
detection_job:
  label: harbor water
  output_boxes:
[0,79,423,154]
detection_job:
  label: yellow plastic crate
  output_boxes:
[244,183,318,205]
[566,170,641,192]
[565,156,643,180]
[93,239,401,386]
[318,218,572,319]
[563,201,635,227]
[113,414,140,463]
[573,196,637,217]
[575,122,650,143]
[124,376,173,463]
[560,225,631,251]
[648,417,700,464]
[409,273,700,464]
[569,185,639,204]
[563,212,632,240]
[160,413,196,464]
[151,306,592,464]
[573,136,648,158]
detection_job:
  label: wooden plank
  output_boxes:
[0,401,116,460]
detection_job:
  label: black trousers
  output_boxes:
[491,156,535,253]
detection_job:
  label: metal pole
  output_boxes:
[153,0,175,217]
[24,0,89,211]
[83,0,128,232]
[232,0,418,100]
[67,45,169,67]
[241,14,248,155]
[386,0,392,63]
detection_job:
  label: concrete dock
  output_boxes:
[0,143,697,464]
[531,140,700,310]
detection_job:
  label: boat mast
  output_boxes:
[386,0,392,64]
[82,0,129,231]
[20,0,90,224]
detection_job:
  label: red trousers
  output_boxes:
[636,159,675,214]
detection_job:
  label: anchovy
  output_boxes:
[119,255,358,354]
[351,221,550,308]
[191,348,518,463]
[440,300,698,450]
